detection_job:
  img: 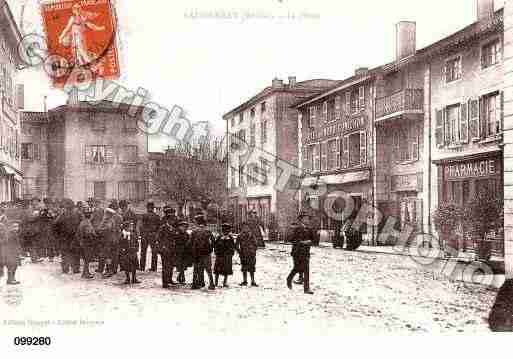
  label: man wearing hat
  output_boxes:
[235,222,258,287]
[174,220,190,284]
[155,210,177,288]
[191,214,215,290]
[247,210,265,248]
[286,211,315,294]
[108,201,123,275]
[76,206,96,279]
[97,207,117,276]
[53,199,82,274]
[139,202,162,271]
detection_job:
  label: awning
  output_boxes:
[302,170,370,187]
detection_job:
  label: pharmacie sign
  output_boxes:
[444,158,500,180]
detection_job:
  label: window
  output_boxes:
[444,56,462,83]
[445,104,460,144]
[261,102,266,113]
[238,129,246,143]
[1,65,13,105]
[21,143,40,161]
[308,107,316,128]
[327,99,336,122]
[261,120,268,145]
[313,144,320,172]
[239,156,245,187]
[392,125,419,163]
[120,145,138,163]
[250,108,255,118]
[118,181,146,201]
[230,117,235,128]
[483,92,501,137]
[305,145,313,172]
[91,113,106,131]
[350,89,359,114]
[239,113,244,124]
[348,133,361,167]
[327,139,337,169]
[260,158,270,185]
[123,115,138,132]
[85,145,113,164]
[93,182,107,200]
[482,39,502,69]
[250,122,256,147]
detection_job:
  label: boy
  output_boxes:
[235,222,258,287]
[214,223,235,288]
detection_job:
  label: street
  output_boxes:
[0,243,497,334]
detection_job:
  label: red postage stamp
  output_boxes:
[40,0,120,88]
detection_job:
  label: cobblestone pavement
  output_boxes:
[0,243,497,334]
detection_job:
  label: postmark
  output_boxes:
[40,0,120,88]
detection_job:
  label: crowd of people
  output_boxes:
[0,198,320,295]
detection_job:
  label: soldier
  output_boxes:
[119,220,140,285]
[174,220,190,284]
[191,214,215,290]
[139,202,161,272]
[236,222,259,287]
[247,210,265,248]
[76,207,96,279]
[0,221,22,285]
[156,211,176,288]
[53,199,82,274]
[214,223,235,288]
[286,212,315,295]
[97,207,117,277]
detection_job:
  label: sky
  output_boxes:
[8,0,506,152]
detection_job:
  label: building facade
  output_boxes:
[20,101,149,204]
[295,70,375,241]
[0,1,24,202]
[223,77,339,231]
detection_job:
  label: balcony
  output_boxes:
[375,89,424,122]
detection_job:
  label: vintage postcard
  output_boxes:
[0,0,513,356]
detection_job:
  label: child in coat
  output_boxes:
[214,223,235,288]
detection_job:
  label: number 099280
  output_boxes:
[14,337,51,346]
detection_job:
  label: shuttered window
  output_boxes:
[469,99,480,140]
[345,92,351,116]
[21,143,40,160]
[359,86,365,111]
[91,113,106,131]
[309,106,316,127]
[341,136,349,169]
[335,96,341,120]
[327,99,336,122]
[85,145,114,164]
[313,144,320,172]
[460,102,469,143]
[120,145,138,163]
[360,131,367,165]
[327,139,337,169]
[482,39,502,69]
[482,92,501,138]
[323,101,328,122]
[321,142,328,171]
[348,132,361,167]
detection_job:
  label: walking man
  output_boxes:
[191,214,215,290]
[286,212,315,295]
[139,202,161,271]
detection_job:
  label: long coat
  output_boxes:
[119,228,139,271]
[0,225,21,268]
[214,235,235,276]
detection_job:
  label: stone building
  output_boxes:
[294,70,376,241]
[223,77,339,231]
[20,101,149,204]
[0,0,24,202]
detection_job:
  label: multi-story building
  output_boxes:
[223,77,339,231]
[0,0,24,202]
[20,100,149,204]
[294,70,375,241]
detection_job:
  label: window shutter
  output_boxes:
[360,131,367,165]
[460,102,469,143]
[443,108,451,145]
[323,101,328,122]
[457,57,462,79]
[105,145,114,163]
[34,143,40,160]
[435,109,444,147]
[84,146,90,163]
[345,92,351,116]
[321,142,327,171]
[411,125,419,161]
[359,86,365,111]
[303,147,311,173]
[315,143,321,171]
[501,91,504,133]
[479,96,486,139]
[341,135,349,168]
[310,106,316,127]
[469,98,480,140]
[336,138,341,168]
[335,96,341,120]
[441,62,447,83]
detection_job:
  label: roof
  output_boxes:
[0,0,24,67]
[222,79,340,119]
[49,100,147,114]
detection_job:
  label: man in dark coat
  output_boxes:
[139,202,161,271]
[191,214,215,290]
[97,207,117,277]
[155,212,177,288]
[236,222,258,287]
[76,207,96,279]
[109,201,123,275]
[174,220,190,284]
[39,207,55,261]
[53,200,82,274]
[214,223,235,288]
[0,221,22,285]
[21,209,42,263]
[286,212,315,294]
[119,220,140,284]
[247,210,265,248]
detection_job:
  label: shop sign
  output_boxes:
[305,116,366,142]
[444,159,499,180]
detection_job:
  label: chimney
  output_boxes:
[272,77,284,89]
[288,76,297,87]
[355,67,369,76]
[395,21,416,61]
[477,0,494,22]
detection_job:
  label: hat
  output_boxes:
[109,200,119,211]
[119,200,129,208]
[146,202,155,209]
[297,211,312,220]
